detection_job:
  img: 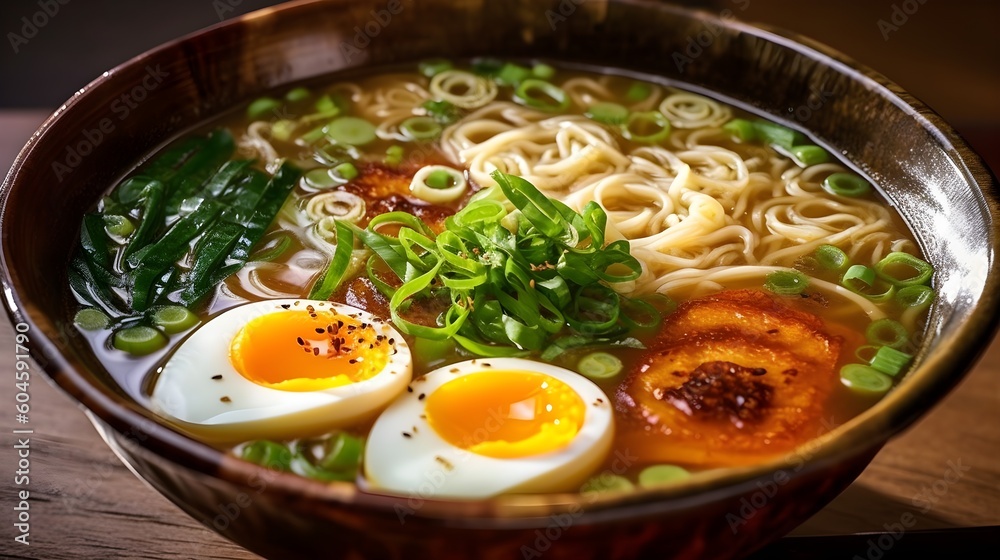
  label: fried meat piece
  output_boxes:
[615,290,843,467]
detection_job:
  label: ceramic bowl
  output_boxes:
[2,1,998,558]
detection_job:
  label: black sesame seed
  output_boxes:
[220,396,231,403]
[315,328,325,334]
[281,304,291,309]
[296,337,305,346]
[407,386,413,393]
[418,393,426,400]
[402,432,412,438]
[211,375,223,380]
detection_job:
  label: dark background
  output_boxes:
[1,0,998,136]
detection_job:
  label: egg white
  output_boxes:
[364,357,614,499]
[149,299,411,444]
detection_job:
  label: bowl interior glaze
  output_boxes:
[2,0,998,558]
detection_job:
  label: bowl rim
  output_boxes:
[2,0,999,526]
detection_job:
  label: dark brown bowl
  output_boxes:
[2,1,998,558]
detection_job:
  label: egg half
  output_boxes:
[364,357,614,498]
[150,299,411,443]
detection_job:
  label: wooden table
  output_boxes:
[1,110,998,559]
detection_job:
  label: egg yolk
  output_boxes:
[230,306,391,392]
[425,370,585,459]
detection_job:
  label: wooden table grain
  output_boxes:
[1,111,998,559]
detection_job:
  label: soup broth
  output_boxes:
[69,59,933,498]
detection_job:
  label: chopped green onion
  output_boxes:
[299,122,330,144]
[422,99,460,124]
[318,433,364,471]
[152,306,199,334]
[840,364,893,396]
[271,119,298,142]
[722,118,757,142]
[870,345,913,377]
[896,285,935,310]
[413,336,456,369]
[842,265,894,302]
[308,220,355,300]
[241,440,292,471]
[586,102,629,125]
[315,94,338,114]
[247,97,281,119]
[532,63,556,79]
[577,352,624,380]
[333,162,359,182]
[874,252,934,287]
[418,58,453,78]
[325,117,377,146]
[791,145,829,167]
[814,244,849,272]
[822,173,871,198]
[581,474,635,494]
[752,120,804,150]
[385,145,405,166]
[622,111,671,143]
[103,215,134,238]
[471,57,504,76]
[400,116,443,141]
[496,63,532,86]
[626,82,652,102]
[113,326,167,355]
[285,87,311,102]
[638,465,691,487]
[866,318,909,349]
[304,167,342,189]
[855,344,880,363]
[764,269,809,296]
[514,79,570,112]
[74,308,110,331]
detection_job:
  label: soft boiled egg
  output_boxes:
[150,299,411,443]
[364,357,614,499]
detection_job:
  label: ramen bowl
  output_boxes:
[2,1,997,558]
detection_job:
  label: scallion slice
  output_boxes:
[765,269,809,296]
[103,214,134,238]
[622,111,671,143]
[400,116,443,141]
[318,433,364,471]
[581,474,635,494]
[514,79,570,112]
[722,118,756,142]
[418,58,453,78]
[74,308,110,331]
[496,63,532,86]
[896,285,935,310]
[866,318,909,349]
[586,102,629,125]
[874,252,934,287]
[384,145,404,166]
[241,440,292,471]
[325,117,377,146]
[284,87,311,102]
[333,162,359,182]
[638,465,691,487]
[247,97,281,120]
[822,173,871,198]
[840,364,893,396]
[532,63,556,79]
[752,120,804,149]
[791,145,829,167]
[113,326,167,355]
[626,82,652,102]
[814,244,849,272]
[577,352,624,380]
[869,346,913,377]
[152,305,199,334]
